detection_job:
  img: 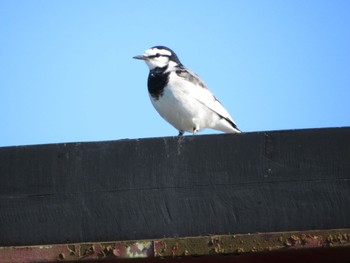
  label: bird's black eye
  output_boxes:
[155,53,161,57]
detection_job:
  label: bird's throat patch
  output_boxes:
[148,67,169,100]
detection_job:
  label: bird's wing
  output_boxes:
[175,67,239,129]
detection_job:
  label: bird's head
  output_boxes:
[133,46,182,70]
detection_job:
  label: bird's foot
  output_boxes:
[178,131,184,136]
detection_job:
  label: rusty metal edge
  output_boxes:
[0,228,349,262]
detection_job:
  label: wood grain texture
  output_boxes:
[0,127,349,246]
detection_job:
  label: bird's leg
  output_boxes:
[178,131,184,137]
[192,127,199,135]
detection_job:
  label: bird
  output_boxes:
[133,46,241,136]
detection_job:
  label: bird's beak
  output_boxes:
[133,55,147,60]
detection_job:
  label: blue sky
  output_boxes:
[1,1,349,147]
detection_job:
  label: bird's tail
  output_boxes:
[215,117,241,133]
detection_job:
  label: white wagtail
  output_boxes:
[133,46,241,136]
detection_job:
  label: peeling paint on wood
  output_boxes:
[0,229,349,262]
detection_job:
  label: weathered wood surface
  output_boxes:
[0,127,349,246]
[1,229,350,262]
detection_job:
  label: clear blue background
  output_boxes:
[1,1,349,147]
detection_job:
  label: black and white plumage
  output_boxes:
[133,46,240,136]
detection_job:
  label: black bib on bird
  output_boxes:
[148,66,170,100]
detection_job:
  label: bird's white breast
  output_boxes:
[150,71,221,133]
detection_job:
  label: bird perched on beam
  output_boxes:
[133,46,241,136]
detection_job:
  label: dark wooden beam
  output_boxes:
[0,127,350,246]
